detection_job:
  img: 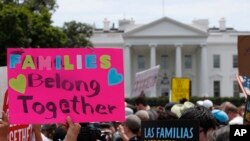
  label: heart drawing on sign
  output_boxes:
[9,74,26,94]
[108,68,123,86]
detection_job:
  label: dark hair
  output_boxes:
[134,96,147,106]
[179,98,188,104]
[157,111,178,120]
[179,106,216,133]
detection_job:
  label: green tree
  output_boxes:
[0,3,66,66]
[0,1,93,66]
[62,21,93,47]
[0,0,58,12]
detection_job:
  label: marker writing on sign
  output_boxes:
[144,127,194,139]
[9,54,111,70]
[27,73,100,97]
[17,95,117,119]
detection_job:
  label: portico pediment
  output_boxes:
[123,17,208,37]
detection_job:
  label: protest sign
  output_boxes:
[3,91,33,141]
[7,48,125,124]
[0,66,7,117]
[236,74,249,98]
[141,120,199,141]
[244,95,250,124]
[132,65,160,97]
[238,35,250,77]
[171,77,190,102]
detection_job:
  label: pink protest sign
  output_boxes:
[7,48,125,124]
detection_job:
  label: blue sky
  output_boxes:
[52,0,250,31]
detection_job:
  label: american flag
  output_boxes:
[236,74,250,98]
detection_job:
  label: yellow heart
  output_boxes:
[9,74,26,94]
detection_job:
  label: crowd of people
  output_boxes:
[0,95,246,141]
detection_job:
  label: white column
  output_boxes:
[200,43,208,96]
[149,43,157,97]
[175,44,182,77]
[124,44,132,98]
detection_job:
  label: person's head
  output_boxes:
[134,96,148,110]
[157,110,178,120]
[202,99,214,110]
[164,102,176,111]
[124,115,141,135]
[221,102,238,121]
[179,98,188,104]
[170,101,195,118]
[135,110,149,121]
[179,106,216,141]
[212,109,229,126]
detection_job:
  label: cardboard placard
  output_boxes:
[7,48,125,124]
[238,35,250,77]
[132,65,160,97]
[171,77,190,102]
[3,91,33,141]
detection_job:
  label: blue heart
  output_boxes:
[108,68,123,86]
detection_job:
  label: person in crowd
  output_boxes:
[0,112,80,141]
[0,112,8,141]
[221,102,243,125]
[197,99,214,111]
[135,110,149,121]
[179,98,188,104]
[98,122,116,141]
[207,125,230,141]
[164,102,176,111]
[237,104,245,117]
[170,101,195,118]
[157,110,178,120]
[179,106,217,141]
[117,115,141,141]
[211,109,229,127]
[134,96,158,120]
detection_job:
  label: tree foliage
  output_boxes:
[0,0,93,66]
[62,21,93,47]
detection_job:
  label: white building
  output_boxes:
[91,17,250,98]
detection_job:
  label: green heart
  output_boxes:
[9,74,26,94]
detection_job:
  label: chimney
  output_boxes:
[219,18,226,31]
[192,19,209,30]
[103,18,110,32]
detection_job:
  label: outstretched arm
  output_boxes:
[64,116,81,141]
[32,124,42,141]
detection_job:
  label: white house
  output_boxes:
[90,17,250,98]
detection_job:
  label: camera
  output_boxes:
[77,123,101,141]
[77,122,114,141]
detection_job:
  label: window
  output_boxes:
[233,55,238,68]
[213,55,220,68]
[233,81,240,97]
[138,55,145,69]
[160,55,168,69]
[214,81,220,97]
[184,55,192,69]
